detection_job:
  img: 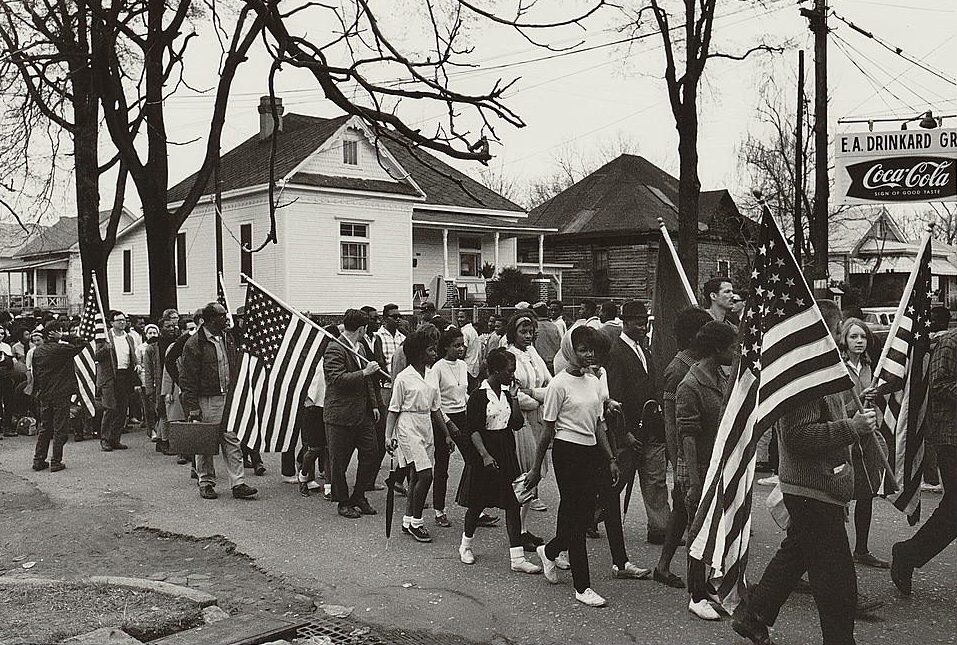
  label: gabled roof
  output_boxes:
[167,113,524,214]
[15,217,80,257]
[525,154,743,237]
[0,221,37,257]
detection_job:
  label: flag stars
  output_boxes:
[770,274,780,283]
[775,258,785,268]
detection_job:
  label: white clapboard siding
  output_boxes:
[297,127,403,182]
[412,228,519,286]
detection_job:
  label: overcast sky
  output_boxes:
[18,0,957,221]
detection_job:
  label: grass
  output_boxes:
[0,581,204,643]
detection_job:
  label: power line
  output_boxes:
[831,34,914,115]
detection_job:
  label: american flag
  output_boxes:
[688,208,854,611]
[217,272,234,329]
[225,280,327,452]
[73,280,107,416]
[872,232,933,523]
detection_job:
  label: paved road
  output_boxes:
[2,430,954,644]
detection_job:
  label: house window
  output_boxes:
[46,272,58,295]
[592,248,610,296]
[240,223,253,282]
[122,249,133,294]
[340,222,369,272]
[716,259,731,277]
[459,236,482,277]
[343,139,358,166]
[175,232,188,287]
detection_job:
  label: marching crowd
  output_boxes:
[1,276,956,643]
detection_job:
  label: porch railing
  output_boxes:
[0,293,70,312]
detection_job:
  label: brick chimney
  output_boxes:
[258,95,284,140]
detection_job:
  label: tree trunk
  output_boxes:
[676,103,701,298]
[143,197,177,319]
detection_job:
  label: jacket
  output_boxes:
[141,341,164,396]
[928,328,957,446]
[778,392,858,506]
[676,357,728,478]
[32,339,84,403]
[605,335,661,442]
[179,326,239,416]
[94,333,139,409]
[322,337,380,425]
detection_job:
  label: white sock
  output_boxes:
[410,517,424,528]
[461,534,473,549]
[509,546,526,565]
[402,515,412,528]
[324,484,331,494]
[435,508,445,517]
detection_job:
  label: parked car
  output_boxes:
[861,306,897,332]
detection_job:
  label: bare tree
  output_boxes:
[622,0,782,289]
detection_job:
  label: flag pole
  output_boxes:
[657,218,697,305]
[89,270,116,369]
[217,272,235,329]
[240,273,391,381]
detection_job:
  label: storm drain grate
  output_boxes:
[295,615,474,645]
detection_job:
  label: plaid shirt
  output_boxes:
[375,328,405,381]
[928,328,957,446]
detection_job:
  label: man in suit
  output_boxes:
[31,321,86,471]
[324,308,382,519]
[95,310,138,452]
[604,300,670,544]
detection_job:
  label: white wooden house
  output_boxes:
[107,97,554,315]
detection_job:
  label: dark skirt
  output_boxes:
[455,429,521,510]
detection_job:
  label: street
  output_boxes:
[1,429,954,645]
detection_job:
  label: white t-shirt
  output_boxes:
[461,324,481,377]
[426,358,468,414]
[542,370,604,446]
[0,341,11,357]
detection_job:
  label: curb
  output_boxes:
[0,575,217,608]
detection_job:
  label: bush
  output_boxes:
[486,267,535,306]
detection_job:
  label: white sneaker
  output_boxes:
[612,562,652,579]
[529,498,548,512]
[537,545,559,583]
[281,475,299,484]
[510,558,542,574]
[921,482,943,494]
[757,475,779,486]
[306,480,321,490]
[555,553,571,570]
[459,545,475,565]
[575,588,607,607]
[688,598,721,620]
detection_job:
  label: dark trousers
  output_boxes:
[34,401,70,464]
[433,423,452,512]
[544,440,602,593]
[101,369,133,445]
[299,406,329,481]
[749,494,857,645]
[326,418,377,504]
[923,443,940,486]
[897,444,957,568]
[597,462,628,569]
[0,377,12,433]
[685,494,708,602]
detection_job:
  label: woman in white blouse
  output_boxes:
[505,313,551,548]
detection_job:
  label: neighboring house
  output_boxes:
[521,154,753,303]
[0,221,37,299]
[106,97,552,315]
[829,207,957,308]
[0,209,136,314]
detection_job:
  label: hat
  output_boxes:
[621,300,649,319]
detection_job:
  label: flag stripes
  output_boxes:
[689,208,854,612]
[73,281,106,416]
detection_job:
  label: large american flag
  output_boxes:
[872,233,933,523]
[225,280,327,452]
[688,208,854,611]
[73,280,107,416]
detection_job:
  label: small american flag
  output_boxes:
[688,208,854,611]
[225,280,327,452]
[872,233,933,523]
[73,280,106,416]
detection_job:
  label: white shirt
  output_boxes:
[553,317,568,337]
[478,380,513,431]
[542,370,604,447]
[0,341,11,358]
[461,323,481,377]
[619,331,648,374]
[307,358,326,407]
[112,331,135,370]
[427,358,468,413]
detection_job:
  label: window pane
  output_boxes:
[176,232,188,286]
[460,251,480,277]
[240,224,253,282]
[123,250,133,293]
[343,140,358,165]
[341,242,368,271]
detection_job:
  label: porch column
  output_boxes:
[33,267,37,304]
[442,228,450,278]
[494,232,500,271]
[537,234,545,273]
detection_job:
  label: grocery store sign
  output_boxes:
[835,128,957,204]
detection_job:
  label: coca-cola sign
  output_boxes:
[836,128,957,205]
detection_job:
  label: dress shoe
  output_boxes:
[407,525,432,542]
[855,592,884,616]
[434,512,451,528]
[254,464,267,476]
[199,485,218,500]
[49,462,66,473]
[100,442,113,452]
[112,442,128,450]
[176,456,189,465]
[32,460,49,471]
[854,552,890,569]
[731,606,773,645]
[338,504,361,519]
[520,531,544,552]
[653,568,686,589]
[476,512,500,527]
[352,498,377,515]
[231,483,258,499]
[891,542,913,595]
[299,482,311,497]
[612,562,651,579]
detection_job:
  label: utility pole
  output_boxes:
[794,50,805,267]
[214,154,224,276]
[802,0,828,289]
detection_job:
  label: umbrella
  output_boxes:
[384,451,396,538]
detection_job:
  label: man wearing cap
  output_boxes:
[603,300,670,544]
[31,321,86,472]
